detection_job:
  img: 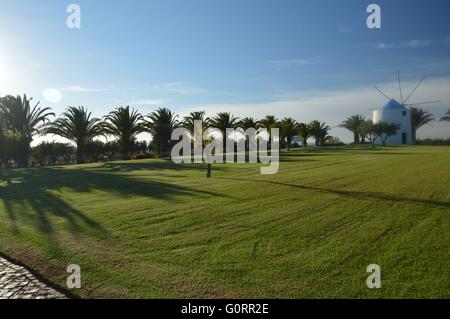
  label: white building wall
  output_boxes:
[373,108,413,145]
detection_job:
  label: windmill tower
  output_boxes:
[372,70,439,145]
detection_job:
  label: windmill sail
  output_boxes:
[404,77,425,104]
[372,71,438,146]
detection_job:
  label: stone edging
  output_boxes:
[0,255,68,299]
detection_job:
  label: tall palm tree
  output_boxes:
[257,115,280,149]
[181,111,210,153]
[45,106,103,164]
[145,108,179,156]
[238,117,259,152]
[103,106,144,160]
[410,107,434,143]
[0,94,54,167]
[440,108,450,122]
[340,115,365,144]
[280,117,299,151]
[309,120,331,146]
[297,122,310,147]
[257,115,279,131]
[181,111,210,137]
[209,112,239,155]
[238,117,259,131]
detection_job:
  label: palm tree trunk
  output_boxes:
[268,132,272,150]
[412,129,417,144]
[222,130,227,161]
[17,156,28,168]
[17,141,30,168]
[303,138,308,147]
[123,142,131,160]
[159,142,164,156]
[76,144,85,164]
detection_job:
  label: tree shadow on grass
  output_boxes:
[1,182,102,236]
[0,162,227,236]
[94,159,228,173]
[217,177,450,209]
[282,148,426,158]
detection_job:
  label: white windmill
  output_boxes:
[372,70,439,145]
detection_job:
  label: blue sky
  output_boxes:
[0,0,449,142]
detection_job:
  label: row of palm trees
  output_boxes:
[340,107,450,145]
[179,112,333,151]
[3,93,448,168]
[1,94,334,167]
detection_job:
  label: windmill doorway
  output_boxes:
[402,133,407,145]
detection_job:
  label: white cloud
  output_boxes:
[149,82,207,94]
[61,85,108,93]
[405,39,432,48]
[267,57,326,67]
[129,98,170,106]
[183,77,450,142]
[377,39,432,49]
[377,42,395,49]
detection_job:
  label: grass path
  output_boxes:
[0,146,449,298]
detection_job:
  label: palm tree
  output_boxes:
[145,108,179,156]
[257,115,279,131]
[103,106,144,160]
[238,117,259,131]
[45,106,103,164]
[209,112,239,156]
[309,120,331,146]
[440,108,450,122]
[238,117,259,152]
[257,115,280,149]
[410,107,434,143]
[280,117,299,151]
[0,94,54,167]
[181,111,210,137]
[340,115,365,144]
[181,111,211,151]
[297,122,310,147]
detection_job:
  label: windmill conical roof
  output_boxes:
[381,99,407,110]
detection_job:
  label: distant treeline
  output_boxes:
[415,139,450,146]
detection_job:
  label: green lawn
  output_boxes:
[0,146,449,298]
